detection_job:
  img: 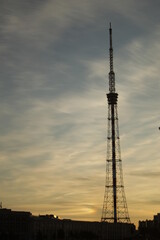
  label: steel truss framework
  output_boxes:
[101,24,130,223]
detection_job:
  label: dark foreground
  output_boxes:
[0,208,149,240]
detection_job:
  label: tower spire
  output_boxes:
[109,22,115,93]
[101,24,130,223]
[109,22,113,71]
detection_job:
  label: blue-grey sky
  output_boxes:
[1,0,160,226]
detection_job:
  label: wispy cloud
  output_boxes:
[129,170,160,178]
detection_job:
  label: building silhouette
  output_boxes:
[139,213,160,239]
[0,208,135,240]
[0,208,31,240]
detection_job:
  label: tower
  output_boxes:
[101,23,130,223]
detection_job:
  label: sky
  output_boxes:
[0,0,160,227]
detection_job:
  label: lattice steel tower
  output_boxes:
[101,23,130,223]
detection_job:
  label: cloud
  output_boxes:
[128,170,160,178]
[1,0,101,48]
[108,0,160,29]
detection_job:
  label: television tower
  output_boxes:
[101,23,130,223]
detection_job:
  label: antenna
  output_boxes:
[109,23,115,93]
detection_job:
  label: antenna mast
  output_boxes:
[101,23,130,223]
[109,22,115,93]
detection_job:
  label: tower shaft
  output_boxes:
[111,104,117,222]
[101,24,130,223]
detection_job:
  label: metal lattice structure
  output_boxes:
[101,23,130,223]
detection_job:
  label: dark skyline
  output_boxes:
[0,0,160,227]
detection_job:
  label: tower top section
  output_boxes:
[108,23,116,93]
